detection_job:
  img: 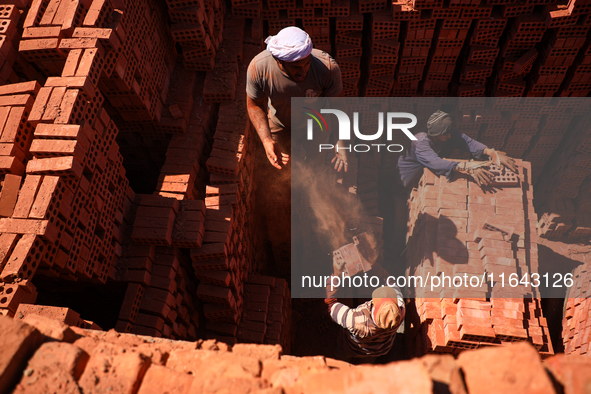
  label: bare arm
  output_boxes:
[246,95,288,169]
[247,95,272,145]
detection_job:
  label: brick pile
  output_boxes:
[534,113,591,241]
[113,238,201,339]
[202,17,244,104]
[0,53,132,320]
[18,0,178,134]
[405,162,553,357]
[562,263,591,356]
[208,273,292,351]
[1,315,589,394]
[228,0,591,98]
[166,0,225,72]
[335,6,363,96]
[0,5,20,85]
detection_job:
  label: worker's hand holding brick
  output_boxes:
[487,148,518,173]
[471,167,495,186]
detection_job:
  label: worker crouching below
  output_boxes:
[325,261,405,364]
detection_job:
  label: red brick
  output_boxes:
[0,95,34,108]
[61,48,82,77]
[15,342,88,394]
[78,343,151,394]
[45,76,96,99]
[20,313,78,342]
[12,175,42,218]
[0,315,44,393]
[28,175,60,220]
[0,107,26,143]
[22,26,63,39]
[28,87,53,125]
[0,81,41,96]
[0,218,59,243]
[0,174,21,217]
[73,27,121,50]
[0,233,42,280]
[26,156,83,179]
[137,364,194,394]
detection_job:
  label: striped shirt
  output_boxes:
[325,268,405,358]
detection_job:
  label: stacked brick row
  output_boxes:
[405,162,553,357]
[202,18,244,104]
[0,81,38,175]
[166,0,225,72]
[16,303,102,330]
[335,5,363,96]
[534,112,591,241]
[206,273,292,351]
[562,263,591,356]
[363,12,399,96]
[0,74,132,318]
[18,0,178,134]
[0,5,20,85]
[196,45,268,342]
[114,235,201,339]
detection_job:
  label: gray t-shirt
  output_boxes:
[246,48,343,132]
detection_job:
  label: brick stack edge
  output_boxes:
[2,314,591,394]
[0,0,289,349]
[563,263,591,356]
[0,0,590,361]
[405,162,554,357]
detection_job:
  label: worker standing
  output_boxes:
[246,26,345,170]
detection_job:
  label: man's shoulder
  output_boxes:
[311,48,338,70]
[414,132,428,142]
[249,50,275,67]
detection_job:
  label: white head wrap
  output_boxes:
[265,26,313,62]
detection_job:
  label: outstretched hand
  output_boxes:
[472,167,495,186]
[331,144,348,172]
[263,139,289,169]
[489,149,518,173]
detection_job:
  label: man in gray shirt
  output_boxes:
[246,26,344,170]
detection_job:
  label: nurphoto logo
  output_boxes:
[304,108,418,153]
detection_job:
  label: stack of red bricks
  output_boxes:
[562,263,591,356]
[0,5,20,85]
[153,70,214,200]
[534,110,591,241]
[97,0,176,130]
[202,17,244,104]
[562,36,591,96]
[167,0,225,72]
[0,81,39,175]
[362,12,399,96]
[335,5,363,96]
[18,0,178,134]
[205,273,292,351]
[405,161,553,357]
[0,66,130,297]
[114,241,200,339]
[433,7,473,96]
[18,0,115,77]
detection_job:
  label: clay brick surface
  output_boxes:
[0,315,44,394]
